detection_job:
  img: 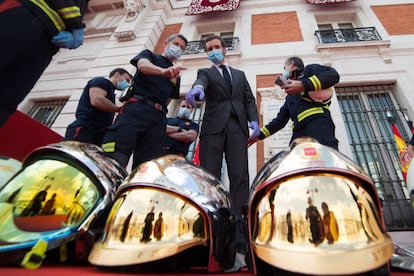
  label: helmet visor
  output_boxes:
[0,158,101,245]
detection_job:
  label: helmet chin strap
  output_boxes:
[21,240,48,269]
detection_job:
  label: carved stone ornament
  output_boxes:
[306,0,355,3]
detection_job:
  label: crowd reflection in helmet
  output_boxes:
[0,159,101,235]
[305,196,324,245]
[253,174,389,249]
[104,190,207,245]
[321,201,339,244]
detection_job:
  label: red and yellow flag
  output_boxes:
[392,124,410,182]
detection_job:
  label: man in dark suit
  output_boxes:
[185,35,260,272]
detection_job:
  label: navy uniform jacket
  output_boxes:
[164,117,199,155]
[260,64,340,148]
[69,77,116,130]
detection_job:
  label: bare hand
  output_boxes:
[282,80,305,95]
[163,66,187,79]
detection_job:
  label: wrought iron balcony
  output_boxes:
[182,37,240,55]
[315,27,382,44]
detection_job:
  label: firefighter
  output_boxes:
[0,0,88,127]
[164,100,199,158]
[249,56,340,150]
[101,34,188,170]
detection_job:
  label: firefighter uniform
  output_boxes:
[164,117,199,157]
[102,50,181,169]
[0,0,87,127]
[259,63,340,150]
[64,77,117,146]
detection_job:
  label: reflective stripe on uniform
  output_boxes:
[30,0,65,31]
[58,6,80,19]
[102,142,115,153]
[261,127,270,138]
[297,105,329,123]
[309,75,322,91]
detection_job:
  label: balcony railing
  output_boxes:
[315,27,382,44]
[183,37,240,55]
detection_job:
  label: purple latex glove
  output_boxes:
[185,86,205,107]
[249,121,260,139]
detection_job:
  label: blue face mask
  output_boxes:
[116,80,130,90]
[165,44,183,61]
[208,50,224,65]
[282,70,291,80]
[177,107,192,120]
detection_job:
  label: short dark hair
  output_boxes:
[204,35,227,51]
[286,56,304,69]
[166,33,188,47]
[109,68,133,78]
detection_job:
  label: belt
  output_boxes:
[129,95,167,113]
[0,0,22,13]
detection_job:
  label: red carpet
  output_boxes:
[0,264,411,276]
[0,265,252,275]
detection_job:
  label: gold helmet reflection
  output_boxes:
[249,137,394,275]
[0,141,127,267]
[88,155,234,272]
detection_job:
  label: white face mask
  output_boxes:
[177,107,192,119]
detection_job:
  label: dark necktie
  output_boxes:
[220,64,232,91]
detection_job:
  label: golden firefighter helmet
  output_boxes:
[249,137,393,275]
[0,141,127,267]
[88,155,235,272]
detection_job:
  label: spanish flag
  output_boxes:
[392,124,409,182]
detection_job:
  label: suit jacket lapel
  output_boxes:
[228,67,238,93]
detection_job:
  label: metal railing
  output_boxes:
[336,85,414,231]
[182,37,240,55]
[315,27,382,44]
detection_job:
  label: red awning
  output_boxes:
[0,111,63,161]
[186,0,241,15]
[307,0,355,3]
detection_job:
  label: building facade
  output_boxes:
[18,0,414,230]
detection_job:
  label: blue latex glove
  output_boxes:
[185,86,205,107]
[51,31,74,48]
[71,28,84,49]
[249,121,260,139]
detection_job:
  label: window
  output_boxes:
[336,84,414,230]
[200,31,234,41]
[314,11,382,44]
[182,21,239,56]
[27,99,67,128]
[317,22,354,30]
[182,31,237,55]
